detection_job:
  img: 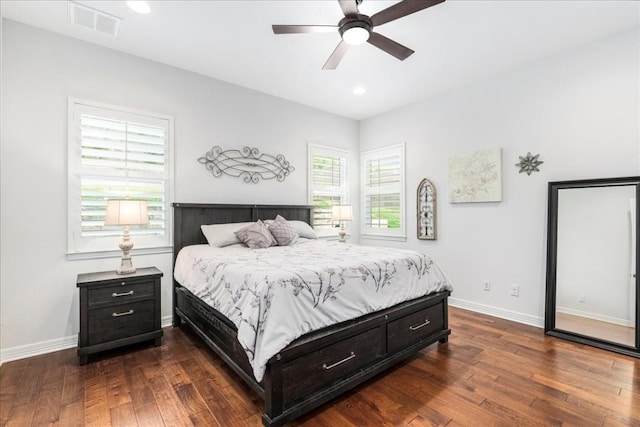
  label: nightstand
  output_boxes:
[77,266,163,364]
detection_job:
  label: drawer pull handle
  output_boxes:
[323,352,356,370]
[409,319,431,331]
[112,309,134,317]
[112,290,134,298]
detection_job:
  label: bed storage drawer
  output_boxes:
[176,287,237,350]
[387,301,444,353]
[175,286,254,376]
[281,326,383,404]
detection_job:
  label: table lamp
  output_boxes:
[105,199,149,274]
[332,205,353,243]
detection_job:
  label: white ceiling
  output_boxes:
[2,0,638,120]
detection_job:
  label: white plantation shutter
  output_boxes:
[361,144,405,239]
[308,145,349,234]
[80,178,164,237]
[68,99,173,255]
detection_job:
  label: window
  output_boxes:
[308,144,349,236]
[67,99,173,256]
[361,143,405,240]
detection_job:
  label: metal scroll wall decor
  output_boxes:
[417,178,436,240]
[198,146,295,183]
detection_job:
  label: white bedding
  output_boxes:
[174,239,453,382]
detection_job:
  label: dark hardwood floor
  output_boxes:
[1,307,639,426]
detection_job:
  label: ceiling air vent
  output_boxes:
[68,1,122,38]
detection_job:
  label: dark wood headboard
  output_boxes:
[171,203,313,265]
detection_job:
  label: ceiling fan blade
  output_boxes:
[370,0,445,27]
[338,0,358,16]
[367,32,414,61]
[322,41,349,70]
[272,25,338,34]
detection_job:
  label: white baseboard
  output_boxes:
[0,334,78,365]
[449,297,544,329]
[0,315,175,365]
[161,315,173,328]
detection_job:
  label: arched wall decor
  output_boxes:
[198,146,295,183]
[417,178,436,240]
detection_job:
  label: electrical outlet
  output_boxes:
[578,295,585,303]
[483,281,491,291]
[510,284,520,297]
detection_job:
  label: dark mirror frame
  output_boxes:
[545,176,640,358]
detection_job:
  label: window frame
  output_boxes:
[360,143,406,241]
[307,143,350,238]
[67,98,174,259]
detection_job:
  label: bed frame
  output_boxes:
[172,203,451,426]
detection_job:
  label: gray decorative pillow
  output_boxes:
[234,222,275,249]
[268,215,299,246]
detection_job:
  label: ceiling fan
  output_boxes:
[272,0,445,70]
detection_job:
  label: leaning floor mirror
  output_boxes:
[545,176,640,357]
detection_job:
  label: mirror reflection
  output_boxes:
[554,184,636,347]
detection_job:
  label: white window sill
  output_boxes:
[66,245,173,261]
[359,234,407,242]
[318,232,352,240]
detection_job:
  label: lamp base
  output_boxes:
[116,264,136,275]
[338,225,347,243]
[116,226,137,275]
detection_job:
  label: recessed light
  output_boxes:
[353,86,366,96]
[127,1,150,14]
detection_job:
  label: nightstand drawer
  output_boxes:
[88,281,155,307]
[387,301,444,353]
[87,300,156,346]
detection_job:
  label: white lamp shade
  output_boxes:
[332,205,353,222]
[105,199,149,226]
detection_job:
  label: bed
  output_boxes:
[172,203,452,426]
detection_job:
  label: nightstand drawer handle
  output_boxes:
[323,352,355,370]
[112,309,134,317]
[409,319,431,331]
[112,290,134,298]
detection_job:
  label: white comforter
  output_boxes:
[174,240,453,382]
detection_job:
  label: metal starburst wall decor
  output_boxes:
[198,146,295,183]
[515,152,544,176]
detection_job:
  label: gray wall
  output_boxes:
[359,27,639,325]
[0,20,359,361]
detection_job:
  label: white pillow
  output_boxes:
[201,222,254,247]
[288,220,318,239]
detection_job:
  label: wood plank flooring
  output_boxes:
[1,307,639,426]
[555,312,635,347]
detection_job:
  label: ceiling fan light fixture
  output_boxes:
[341,25,370,45]
[127,1,150,14]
